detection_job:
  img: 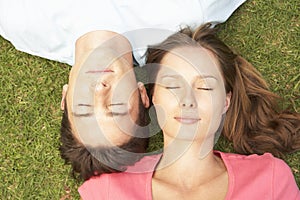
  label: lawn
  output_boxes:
[0,0,299,199]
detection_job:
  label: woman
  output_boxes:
[78,24,300,199]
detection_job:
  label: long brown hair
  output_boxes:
[145,23,300,158]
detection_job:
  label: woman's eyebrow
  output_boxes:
[160,74,217,80]
[196,75,218,80]
[160,74,181,79]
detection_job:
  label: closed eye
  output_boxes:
[197,88,213,90]
[165,86,180,89]
[72,104,94,117]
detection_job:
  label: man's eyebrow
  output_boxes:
[71,112,94,117]
[71,104,94,117]
[78,103,92,107]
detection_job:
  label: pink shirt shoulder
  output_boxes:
[79,152,300,200]
[220,152,300,200]
[79,153,161,200]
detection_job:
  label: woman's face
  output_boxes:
[152,46,231,143]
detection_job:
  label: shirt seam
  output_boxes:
[107,175,110,199]
[271,156,275,200]
[218,152,234,200]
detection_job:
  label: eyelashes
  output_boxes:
[165,86,180,89]
[165,86,213,91]
[197,87,213,91]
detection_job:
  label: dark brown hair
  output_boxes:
[59,98,149,180]
[145,23,300,158]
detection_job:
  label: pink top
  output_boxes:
[79,152,300,200]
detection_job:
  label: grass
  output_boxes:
[0,0,299,199]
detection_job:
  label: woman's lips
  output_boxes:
[174,117,200,124]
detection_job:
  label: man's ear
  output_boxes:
[60,84,68,110]
[222,91,232,114]
[138,82,150,108]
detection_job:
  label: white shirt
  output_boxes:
[0,0,246,65]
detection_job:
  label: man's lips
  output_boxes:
[85,69,114,73]
[174,117,200,124]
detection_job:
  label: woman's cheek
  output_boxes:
[153,90,177,129]
[153,103,167,129]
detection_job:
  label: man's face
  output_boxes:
[66,45,143,148]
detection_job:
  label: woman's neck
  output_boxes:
[154,136,225,190]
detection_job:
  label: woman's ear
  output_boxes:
[222,91,232,114]
[60,84,68,110]
[138,82,150,108]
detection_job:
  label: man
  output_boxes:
[59,31,150,180]
[0,0,246,65]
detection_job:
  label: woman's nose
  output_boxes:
[180,102,195,108]
[179,89,197,108]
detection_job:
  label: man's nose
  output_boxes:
[95,74,114,91]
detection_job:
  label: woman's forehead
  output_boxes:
[159,47,221,78]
